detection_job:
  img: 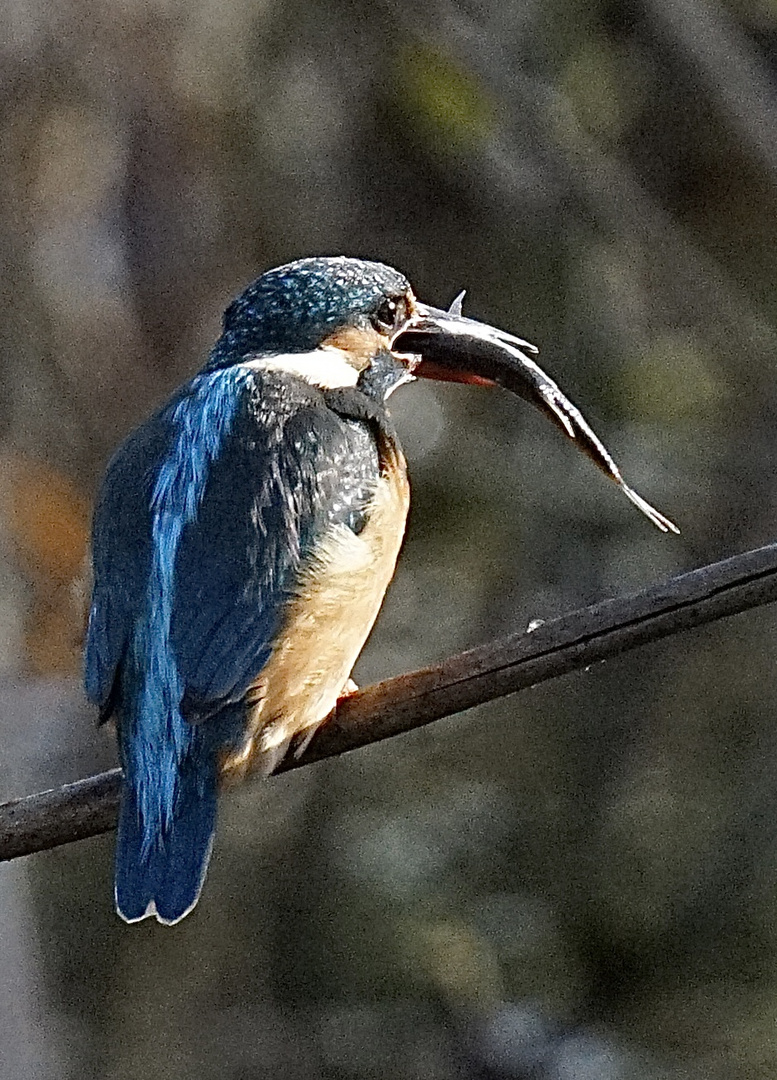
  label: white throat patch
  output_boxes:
[240,348,360,389]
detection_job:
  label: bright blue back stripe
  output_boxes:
[129,367,251,850]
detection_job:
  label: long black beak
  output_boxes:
[393,298,678,534]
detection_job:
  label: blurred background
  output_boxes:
[3,0,777,1076]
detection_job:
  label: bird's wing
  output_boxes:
[84,414,163,720]
[85,368,381,723]
[171,372,383,715]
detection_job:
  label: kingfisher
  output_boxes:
[85,256,677,925]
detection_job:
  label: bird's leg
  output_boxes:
[254,738,292,777]
[291,678,359,760]
[292,725,321,759]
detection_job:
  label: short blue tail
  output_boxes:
[115,756,218,925]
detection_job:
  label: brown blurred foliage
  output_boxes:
[2,455,89,674]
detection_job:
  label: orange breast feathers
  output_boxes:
[220,438,409,782]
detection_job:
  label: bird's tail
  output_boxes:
[114,748,218,926]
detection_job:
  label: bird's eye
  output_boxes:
[372,297,400,332]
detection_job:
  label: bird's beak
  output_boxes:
[392,296,679,534]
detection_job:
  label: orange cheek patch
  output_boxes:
[321,326,389,370]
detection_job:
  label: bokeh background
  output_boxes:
[3,0,777,1076]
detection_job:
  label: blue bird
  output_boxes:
[85,256,677,924]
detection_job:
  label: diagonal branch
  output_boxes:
[3,542,777,862]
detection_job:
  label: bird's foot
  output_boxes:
[291,681,358,760]
[339,678,359,698]
[292,722,323,759]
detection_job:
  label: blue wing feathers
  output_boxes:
[88,370,252,921]
[85,366,383,921]
[84,409,165,713]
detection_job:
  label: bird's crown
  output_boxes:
[206,256,411,369]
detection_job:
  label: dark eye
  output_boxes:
[372,296,400,332]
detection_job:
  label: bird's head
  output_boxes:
[207,256,677,533]
[207,256,414,388]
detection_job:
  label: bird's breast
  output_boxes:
[220,439,409,781]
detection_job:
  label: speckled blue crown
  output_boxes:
[206,256,410,369]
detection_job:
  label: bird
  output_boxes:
[84,255,677,925]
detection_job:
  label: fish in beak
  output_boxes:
[393,294,678,534]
